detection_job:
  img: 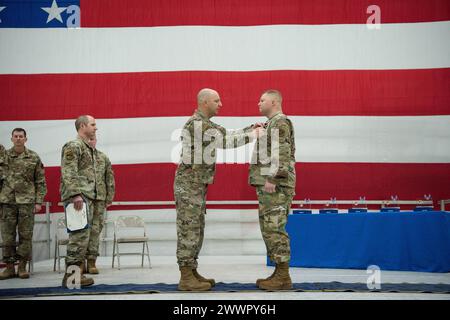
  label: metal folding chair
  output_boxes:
[112,216,151,270]
[53,217,69,273]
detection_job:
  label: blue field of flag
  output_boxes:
[0,0,80,28]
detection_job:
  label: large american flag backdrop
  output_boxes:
[0,0,449,212]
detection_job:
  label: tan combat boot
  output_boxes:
[258,262,293,290]
[18,260,30,279]
[192,268,215,287]
[0,263,16,280]
[87,259,99,274]
[62,263,95,288]
[80,260,87,274]
[256,265,278,287]
[178,266,211,291]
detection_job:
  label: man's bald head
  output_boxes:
[197,88,222,118]
[197,88,218,105]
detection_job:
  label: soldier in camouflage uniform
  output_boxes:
[60,115,98,288]
[249,90,296,290]
[0,144,7,277]
[84,135,115,274]
[0,144,5,190]
[0,129,47,280]
[175,88,263,291]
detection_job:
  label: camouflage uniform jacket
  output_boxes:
[94,148,115,203]
[175,109,253,184]
[0,144,6,191]
[249,112,296,188]
[60,137,98,202]
[0,147,47,204]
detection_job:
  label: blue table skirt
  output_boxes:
[268,211,450,272]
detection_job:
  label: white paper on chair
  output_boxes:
[65,201,89,232]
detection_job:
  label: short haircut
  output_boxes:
[263,89,282,104]
[12,128,27,137]
[75,115,90,131]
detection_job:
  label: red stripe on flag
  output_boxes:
[80,0,450,27]
[42,162,450,212]
[1,69,449,121]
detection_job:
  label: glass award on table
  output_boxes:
[64,198,89,232]
[293,198,312,214]
[381,195,400,212]
[305,198,312,212]
[414,194,433,212]
[320,197,338,214]
[349,196,368,213]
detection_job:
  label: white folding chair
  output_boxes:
[112,216,151,270]
[53,217,69,273]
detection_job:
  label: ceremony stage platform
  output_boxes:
[0,256,449,300]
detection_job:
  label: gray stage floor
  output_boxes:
[1,256,449,300]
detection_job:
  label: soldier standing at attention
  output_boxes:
[0,144,5,189]
[0,144,8,277]
[0,129,47,280]
[249,90,296,290]
[175,88,264,291]
[60,115,98,288]
[84,135,115,274]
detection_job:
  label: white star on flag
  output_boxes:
[41,0,66,23]
[0,6,5,23]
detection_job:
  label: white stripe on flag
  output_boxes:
[1,21,450,74]
[1,116,449,166]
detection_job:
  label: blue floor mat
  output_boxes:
[1,282,449,298]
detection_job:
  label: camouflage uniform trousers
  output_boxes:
[174,178,207,268]
[256,186,295,264]
[86,200,106,260]
[0,203,35,263]
[65,198,94,266]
